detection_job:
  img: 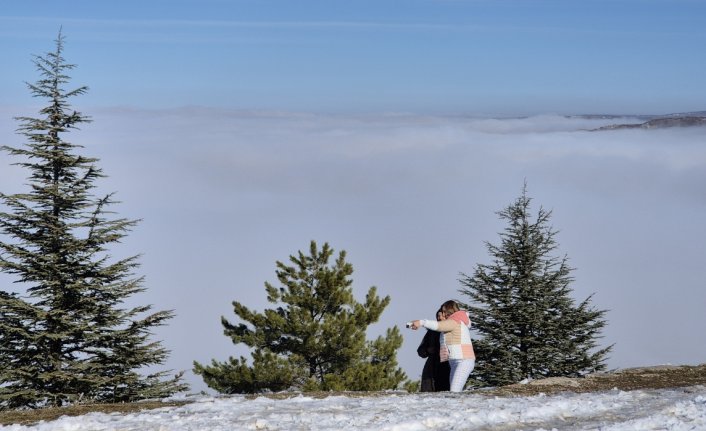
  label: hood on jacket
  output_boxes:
[448,310,471,327]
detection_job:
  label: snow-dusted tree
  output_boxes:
[0,32,186,409]
[194,240,407,393]
[459,185,611,387]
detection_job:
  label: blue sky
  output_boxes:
[2,0,706,114]
[2,1,706,393]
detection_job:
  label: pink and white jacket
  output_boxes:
[421,310,475,362]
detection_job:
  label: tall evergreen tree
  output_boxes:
[459,185,611,387]
[0,32,186,409]
[194,240,407,393]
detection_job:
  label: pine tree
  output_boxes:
[0,32,187,409]
[194,240,407,393]
[459,184,612,387]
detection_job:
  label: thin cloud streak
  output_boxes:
[0,15,485,31]
[0,15,671,38]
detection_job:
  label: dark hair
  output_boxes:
[440,300,460,317]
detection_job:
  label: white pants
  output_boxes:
[448,359,475,392]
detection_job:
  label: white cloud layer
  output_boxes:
[1,107,705,392]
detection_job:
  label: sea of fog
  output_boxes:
[1,109,705,394]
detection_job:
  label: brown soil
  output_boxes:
[0,400,189,426]
[484,363,706,397]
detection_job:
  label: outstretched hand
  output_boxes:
[410,320,422,330]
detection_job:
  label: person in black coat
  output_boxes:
[417,309,451,392]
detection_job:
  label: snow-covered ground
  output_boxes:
[2,386,705,431]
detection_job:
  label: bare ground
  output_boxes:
[2,363,706,426]
[484,363,706,397]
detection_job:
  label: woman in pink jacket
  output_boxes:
[410,300,475,392]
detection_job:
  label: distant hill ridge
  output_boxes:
[586,111,706,131]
